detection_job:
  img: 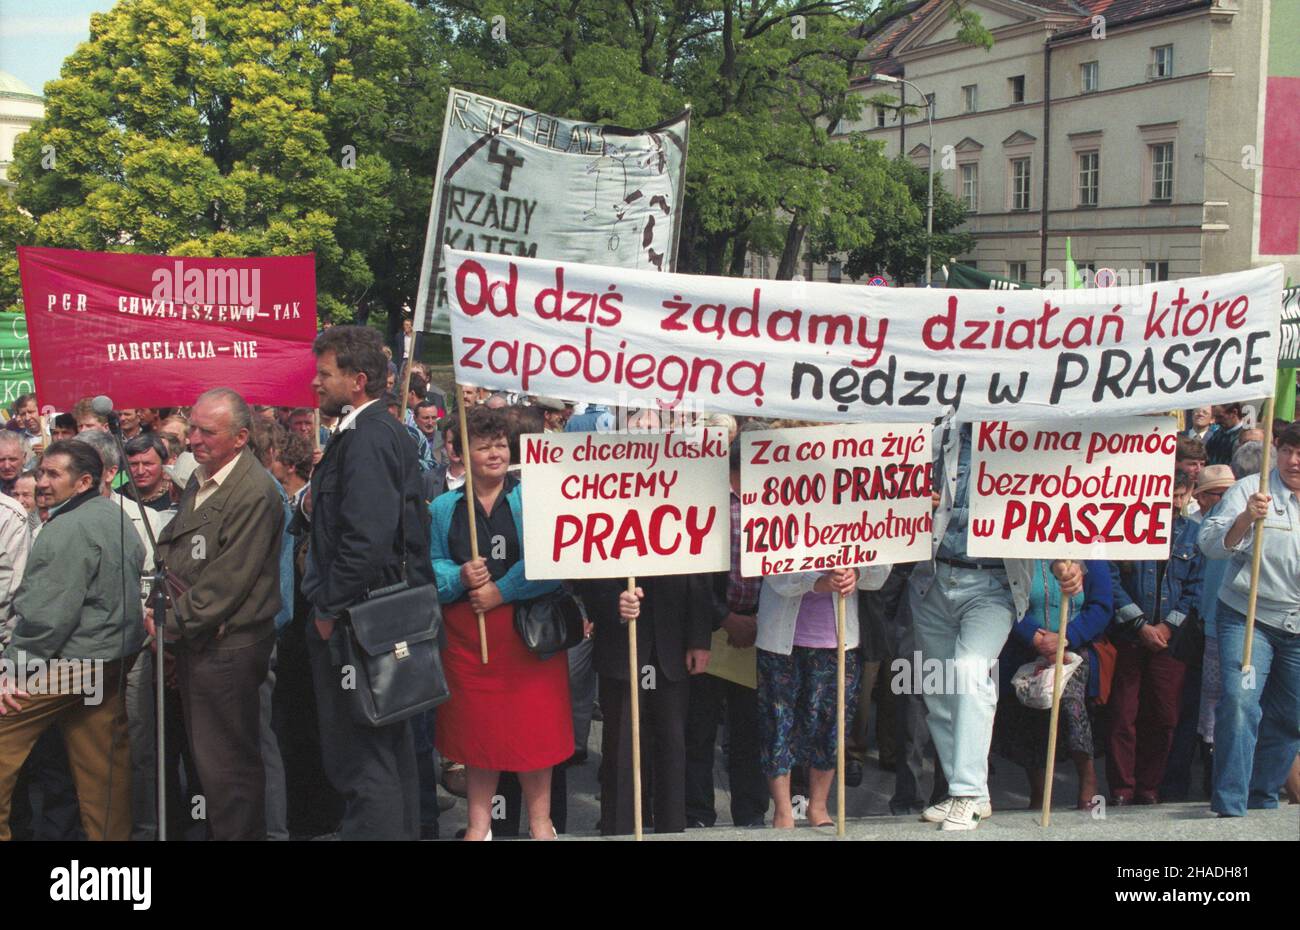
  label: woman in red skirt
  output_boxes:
[429,406,573,840]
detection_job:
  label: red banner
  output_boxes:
[18,247,318,409]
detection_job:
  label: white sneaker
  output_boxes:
[920,798,952,823]
[940,796,986,831]
[921,797,992,824]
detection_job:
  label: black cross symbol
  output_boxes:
[488,138,524,191]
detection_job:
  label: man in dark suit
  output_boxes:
[577,572,724,835]
[152,388,284,841]
[303,324,432,840]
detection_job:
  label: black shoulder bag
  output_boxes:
[514,587,585,658]
[338,426,451,727]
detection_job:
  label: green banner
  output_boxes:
[1275,368,1296,421]
[0,314,33,411]
[942,262,1032,291]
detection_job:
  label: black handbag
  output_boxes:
[336,429,450,727]
[514,590,584,657]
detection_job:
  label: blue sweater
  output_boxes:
[1000,560,1113,699]
[428,484,559,605]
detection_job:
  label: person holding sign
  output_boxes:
[577,572,722,836]
[756,563,890,828]
[1198,422,1300,817]
[910,424,1083,831]
[993,560,1112,811]
[1105,473,1204,806]
[429,405,572,841]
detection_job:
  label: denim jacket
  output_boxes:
[1108,513,1204,632]
[910,420,1034,619]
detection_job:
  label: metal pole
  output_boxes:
[924,96,934,286]
[899,78,934,286]
[873,76,934,286]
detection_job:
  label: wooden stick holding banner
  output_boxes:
[627,576,643,841]
[392,325,418,416]
[456,384,488,664]
[835,591,847,837]
[1243,398,1276,671]
[312,409,320,452]
[1040,562,1072,828]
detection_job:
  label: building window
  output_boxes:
[1009,75,1025,104]
[1078,150,1099,207]
[1150,45,1174,80]
[1150,142,1174,201]
[963,84,978,113]
[1081,61,1099,93]
[875,105,887,128]
[961,163,979,212]
[1145,260,1170,282]
[828,260,842,283]
[1008,261,1028,282]
[1011,157,1031,211]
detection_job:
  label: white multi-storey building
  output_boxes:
[818,0,1299,285]
[0,71,44,188]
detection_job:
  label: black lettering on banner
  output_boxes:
[988,371,1029,405]
[487,138,524,191]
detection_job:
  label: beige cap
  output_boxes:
[1196,464,1235,494]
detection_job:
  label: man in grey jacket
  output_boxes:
[0,440,145,840]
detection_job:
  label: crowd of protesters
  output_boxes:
[0,335,1295,839]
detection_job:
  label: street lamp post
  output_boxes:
[872,73,934,285]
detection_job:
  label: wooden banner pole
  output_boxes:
[398,350,416,421]
[835,591,847,838]
[627,576,643,841]
[456,384,488,664]
[1041,561,1072,828]
[1243,398,1275,671]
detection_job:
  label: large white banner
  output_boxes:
[519,428,730,580]
[414,89,690,333]
[739,424,933,577]
[966,417,1179,560]
[444,247,1284,422]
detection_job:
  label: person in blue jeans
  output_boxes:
[1197,423,1300,817]
[909,422,1083,831]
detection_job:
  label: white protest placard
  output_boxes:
[966,418,1179,560]
[444,247,1284,422]
[739,424,933,577]
[414,89,690,333]
[520,428,730,579]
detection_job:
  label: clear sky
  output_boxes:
[0,0,116,96]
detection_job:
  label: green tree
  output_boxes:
[833,155,976,284]
[0,194,36,313]
[420,0,988,279]
[1,0,445,323]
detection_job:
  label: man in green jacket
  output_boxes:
[0,439,145,841]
